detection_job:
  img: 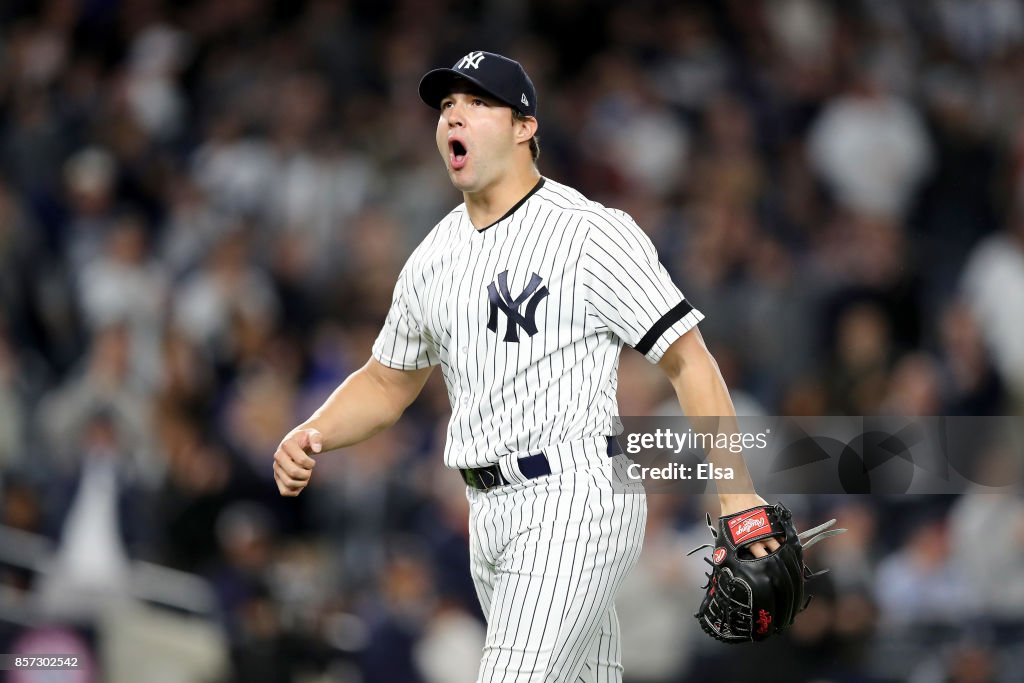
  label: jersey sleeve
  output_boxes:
[581,212,704,363]
[372,261,439,370]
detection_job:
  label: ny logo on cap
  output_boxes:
[521,93,529,107]
[486,271,549,343]
[456,51,486,70]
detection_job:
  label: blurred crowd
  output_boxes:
[0,0,1023,681]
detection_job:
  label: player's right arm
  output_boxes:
[273,358,433,497]
[276,239,439,497]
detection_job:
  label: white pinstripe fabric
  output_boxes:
[371,176,697,682]
[372,178,703,470]
[467,459,647,683]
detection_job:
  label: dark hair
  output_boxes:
[512,110,540,163]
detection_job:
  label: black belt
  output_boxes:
[461,437,622,491]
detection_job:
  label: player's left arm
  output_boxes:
[657,326,781,557]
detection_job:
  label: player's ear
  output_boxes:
[514,115,538,144]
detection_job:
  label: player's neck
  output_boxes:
[463,166,542,230]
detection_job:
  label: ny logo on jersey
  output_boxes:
[486,270,549,343]
[456,51,486,70]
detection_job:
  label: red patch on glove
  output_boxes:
[728,508,773,545]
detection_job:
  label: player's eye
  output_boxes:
[472,98,486,106]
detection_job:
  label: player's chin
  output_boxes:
[448,169,476,191]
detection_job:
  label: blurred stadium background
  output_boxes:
[0,0,1023,681]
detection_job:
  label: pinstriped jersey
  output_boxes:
[371,177,704,469]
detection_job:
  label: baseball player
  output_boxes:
[273,51,779,682]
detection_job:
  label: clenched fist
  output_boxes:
[274,427,322,496]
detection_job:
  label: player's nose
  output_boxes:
[445,100,467,126]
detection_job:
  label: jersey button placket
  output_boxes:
[456,219,482,414]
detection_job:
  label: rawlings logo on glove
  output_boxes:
[728,509,771,544]
[688,502,846,644]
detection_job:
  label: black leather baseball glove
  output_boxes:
[688,502,845,644]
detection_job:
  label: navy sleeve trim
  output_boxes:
[633,300,694,355]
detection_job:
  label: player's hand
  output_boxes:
[719,493,782,558]
[274,427,322,497]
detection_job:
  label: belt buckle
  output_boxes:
[465,466,500,491]
[477,466,499,491]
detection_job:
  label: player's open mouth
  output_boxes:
[449,139,468,170]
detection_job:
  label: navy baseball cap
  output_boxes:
[419,51,537,117]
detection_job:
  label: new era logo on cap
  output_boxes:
[419,51,538,118]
